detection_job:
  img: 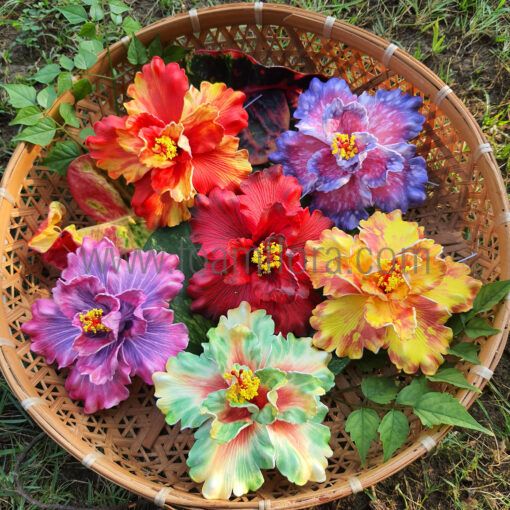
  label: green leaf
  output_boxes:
[147,35,163,58]
[9,106,43,126]
[378,410,410,462]
[122,16,142,35]
[36,86,57,108]
[58,5,89,24]
[79,21,98,38]
[448,342,481,365]
[109,0,130,15]
[59,103,80,128]
[328,356,350,375]
[427,367,480,393]
[361,376,399,404]
[127,35,148,65]
[57,72,73,95]
[163,45,188,63]
[2,84,37,107]
[33,64,61,84]
[79,127,95,139]
[89,3,104,21]
[42,140,83,175]
[464,317,500,339]
[412,392,492,434]
[71,78,93,101]
[13,117,57,147]
[396,377,431,406]
[447,313,466,336]
[80,39,103,55]
[471,280,510,315]
[60,55,75,71]
[110,12,123,24]
[345,408,380,465]
[74,49,98,70]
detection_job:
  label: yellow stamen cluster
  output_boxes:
[224,368,260,404]
[251,241,282,275]
[377,260,413,293]
[154,135,178,160]
[79,308,111,334]
[331,133,358,160]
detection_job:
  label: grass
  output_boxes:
[0,0,509,509]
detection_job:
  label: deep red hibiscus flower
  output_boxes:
[188,166,332,335]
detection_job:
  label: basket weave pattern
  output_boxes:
[1,4,509,509]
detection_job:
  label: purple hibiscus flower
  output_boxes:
[270,78,428,230]
[22,237,188,413]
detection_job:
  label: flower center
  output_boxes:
[153,135,178,161]
[224,368,260,404]
[376,260,410,293]
[331,133,358,160]
[251,241,282,275]
[79,308,111,334]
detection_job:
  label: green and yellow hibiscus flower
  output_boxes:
[153,301,334,500]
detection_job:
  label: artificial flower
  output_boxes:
[305,210,481,374]
[153,302,334,500]
[188,165,332,335]
[28,201,150,269]
[270,77,427,230]
[22,237,188,413]
[86,56,252,229]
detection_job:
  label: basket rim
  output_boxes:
[0,3,509,509]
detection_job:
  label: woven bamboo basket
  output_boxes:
[1,3,509,509]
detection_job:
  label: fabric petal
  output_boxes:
[359,145,405,188]
[124,57,188,124]
[288,209,333,252]
[311,295,386,358]
[310,148,352,193]
[182,103,224,154]
[322,98,369,139]
[153,351,227,429]
[364,297,417,339]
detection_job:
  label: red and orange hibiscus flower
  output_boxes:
[86,56,251,228]
[188,166,332,335]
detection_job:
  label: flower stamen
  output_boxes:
[251,241,282,275]
[224,368,260,404]
[79,308,111,334]
[331,133,358,160]
[153,135,178,160]
[377,260,413,293]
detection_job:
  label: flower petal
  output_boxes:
[309,147,351,193]
[75,338,122,384]
[182,103,224,154]
[359,145,405,188]
[322,98,369,139]
[188,422,274,500]
[364,297,417,339]
[311,295,386,358]
[288,209,333,252]
[153,351,227,429]
[22,298,79,368]
[28,201,67,253]
[124,57,188,124]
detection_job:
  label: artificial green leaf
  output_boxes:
[412,392,492,434]
[33,64,61,84]
[127,36,148,65]
[2,84,37,108]
[74,49,98,70]
[448,342,481,365]
[79,127,95,139]
[109,0,130,15]
[328,356,350,375]
[345,408,380,465]
[447,313,466,336]
[110,12,123,24]
[71,78,93,100]
[427,367,480,393]
[147,35,163,58]
[57,72,73,95]
[395,377,431,406]
[58,5,89,24]
[361,376,399,404]
[36,86,57,108]
[89,3,104,21]
[60,55,75,71]
[13,117,57,146]
[59,103,80,128]
[79,21,98,38]
[80,39,103,54]
[163,45,188,63]
[9,106,43,126]
[122,16,142,35]
[464,317,500,339]
[471,280,510,315]
[42,140,83,175]
[378,410,410,462]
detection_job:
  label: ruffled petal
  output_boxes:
[359,145,405,188]
[153,351,227,429]
[364,297,417,339]
[124,57,188,124]
[267,417,332,486]
[358,88,425,144]
[188,422,274,500]
[309,148,351,193]
[65,363,131,414]
[75,339,123,384]
[22,298,79,368]
[311,295,386,358]
[191,135,251,194]
[28,201,67,253]
[322,98,369,139]
[288,209,333,252]
[182,104,224,154]
[422,256,482,313]
[385,295,452,374]
[262,294,319,336]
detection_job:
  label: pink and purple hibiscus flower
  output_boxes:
[22,237,188,413]
[270,78,428,230]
